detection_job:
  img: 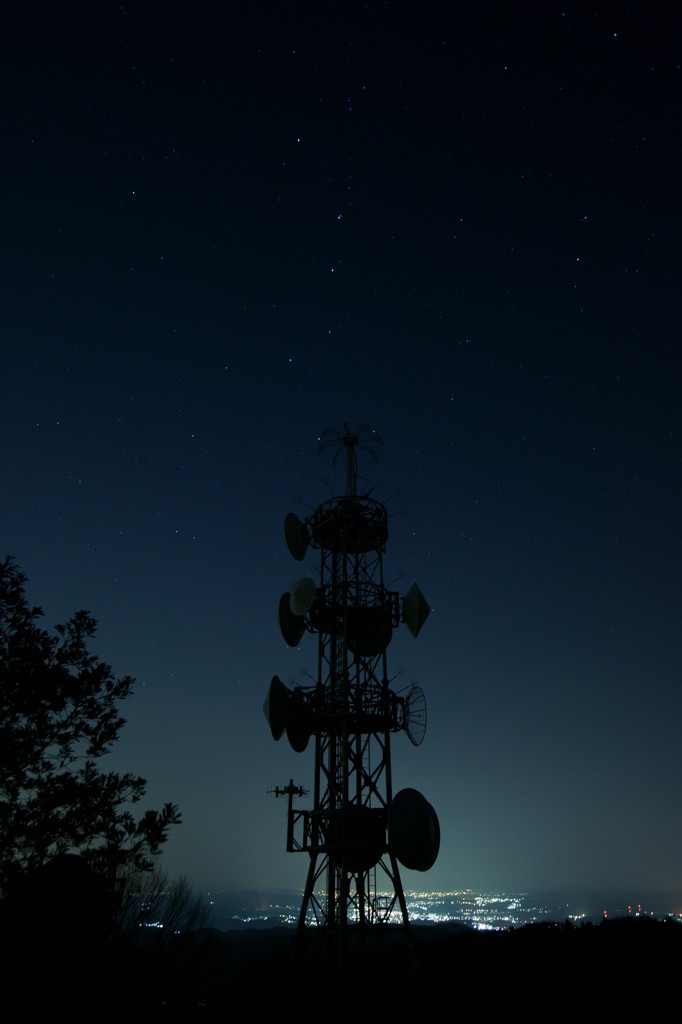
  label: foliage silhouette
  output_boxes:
[0,555,180,899]
[116,867,209,948]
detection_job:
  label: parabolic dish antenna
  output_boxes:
[285,690,312,753]
[346,605,393,657]
[290,576,316,616]
[262,676,313,753]
[403,685,427,746]
[286,719,311,753]
[388,788,440,872]
[330,806,385,873]
[263,675,289,741]
[284,512,309,561]
[277,592,305,647]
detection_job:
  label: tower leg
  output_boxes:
[389,850,412,935]
[297,852,318,945]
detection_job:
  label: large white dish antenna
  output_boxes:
[289,577,316,617]
[278,592,305,647]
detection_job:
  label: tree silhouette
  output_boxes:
[0,555,180,898]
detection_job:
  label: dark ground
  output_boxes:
[2,916,679,1021]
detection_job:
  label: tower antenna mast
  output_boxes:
[317,421,383,497]
[264,425,438,961]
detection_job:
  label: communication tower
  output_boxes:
[264,424,439,949]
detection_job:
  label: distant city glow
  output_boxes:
[213,889,682,932]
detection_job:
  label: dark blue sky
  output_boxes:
[2,2,680,896]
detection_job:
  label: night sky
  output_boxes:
[2,2,680,898]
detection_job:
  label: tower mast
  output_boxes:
[264,424,438,954]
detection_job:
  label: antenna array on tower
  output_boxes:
[264,425,439,949]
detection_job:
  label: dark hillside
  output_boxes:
[2,916,679,1021]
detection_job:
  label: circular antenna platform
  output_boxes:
[278,592,305,647]
[388,788,440,871]
[284,512,309,561]
[290,577,316,617]
[403,685,427,746]
[330,806,385,873]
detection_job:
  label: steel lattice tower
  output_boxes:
[264,425,438,951]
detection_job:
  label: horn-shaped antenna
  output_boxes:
[402,582,430,638]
